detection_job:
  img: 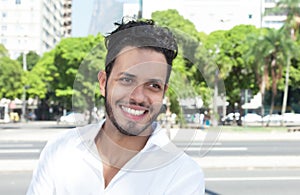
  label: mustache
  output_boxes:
[115,99,151,109]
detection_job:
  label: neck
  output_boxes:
[95,119,151,168]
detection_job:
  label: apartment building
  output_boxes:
[142,0,262,34]
[142,0,292,33]
[0,0,72,59]
[262,0,286,29]
[88,0,139,35]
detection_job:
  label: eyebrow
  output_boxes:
[147,79,164,84]
[118,72,136,78]
[118,72,165,84]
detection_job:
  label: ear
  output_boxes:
[98,71,107,97]
[164,84,169,94]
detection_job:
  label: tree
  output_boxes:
[270,0,300,123]
[199,25,259,123]
[52,35,106,123]
[151,9,203,121]
[247,27,294,126]
[0,44,9,58]
[17,51,40,71]
[0,57,23,99]
[27,50,57,99]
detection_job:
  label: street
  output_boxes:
[1,122,300,194]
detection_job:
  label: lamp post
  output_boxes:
[138,0,143,19]
[21,39,27,122]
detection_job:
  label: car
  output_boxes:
[241,113,262,123]
[59,112,86,125]
[262,114,282,123]
[221,112,240,125]
[282,113,300,123]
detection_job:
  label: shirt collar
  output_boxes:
[75,120,171,152]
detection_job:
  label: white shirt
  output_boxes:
[27,120,205,195]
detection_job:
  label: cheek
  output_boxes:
[106,85,130,102]
[148,94,164,107]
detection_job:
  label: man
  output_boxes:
[27,19,204,195]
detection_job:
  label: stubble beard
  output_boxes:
[104,96,159,136]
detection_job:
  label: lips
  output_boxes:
[120,105,148,120]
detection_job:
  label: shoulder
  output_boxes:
[176,152,204,177]
[164,153,205,194]
[43,123,101,154]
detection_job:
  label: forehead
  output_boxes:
[111,47,169,79]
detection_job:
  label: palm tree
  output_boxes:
[245,32,269,125]
[246,27,293,126]
[273,0,300,124]
[264,28,295,126]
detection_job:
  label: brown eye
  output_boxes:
[148,82,163,92]
[119,77,133,85]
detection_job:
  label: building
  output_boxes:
[142,0,291,34]
[87,0,291,37]
[0,0,72,59]
[88,0,139,35]
[143,0,262,34]
[262,0,286,29]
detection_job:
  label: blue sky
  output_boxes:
[72,0,94,37]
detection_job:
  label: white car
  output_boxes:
[262,114,282,123]
[282,113,300,123]
[241,113,262,123]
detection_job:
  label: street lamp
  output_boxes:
[21,37,27,122]
[138,0,143,19]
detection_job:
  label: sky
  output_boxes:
[71,0,94,37]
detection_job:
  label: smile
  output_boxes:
[121,106,147,116]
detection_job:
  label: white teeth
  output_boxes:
[121,106,145,116]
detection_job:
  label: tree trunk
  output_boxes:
[281,56,290,126]
[280,27,295,126]
[267,57,278,127]
[267,92,276,127]
[260,62,268,126]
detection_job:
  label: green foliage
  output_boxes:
[222,25,261,105]
[0,57,23,99]
[152,9,200,39]
[17,51,40,71]
[0,44,9,58]
[151,9,202,116]
[27,50,57,99]
[51,34,106,113]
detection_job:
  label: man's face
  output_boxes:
[100,46,169,136]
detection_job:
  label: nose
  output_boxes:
[129,84,147,104]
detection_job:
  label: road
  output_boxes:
[204,168,300,195]
[0,122,300,194]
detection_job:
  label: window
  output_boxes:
[1,25,7,31]
[1,38,7,44]
[16,0,21,4]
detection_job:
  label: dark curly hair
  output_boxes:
[104,18,178,83]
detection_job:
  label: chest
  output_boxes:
[53,156,175,195]
[102,164,120,188]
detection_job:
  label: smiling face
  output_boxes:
[99,46,169,136]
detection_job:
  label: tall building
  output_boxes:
[143,0,297,33]
[262,0,286,29]
[88,0,139,35]
[0,0,72,59]
[143,0,262,34]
